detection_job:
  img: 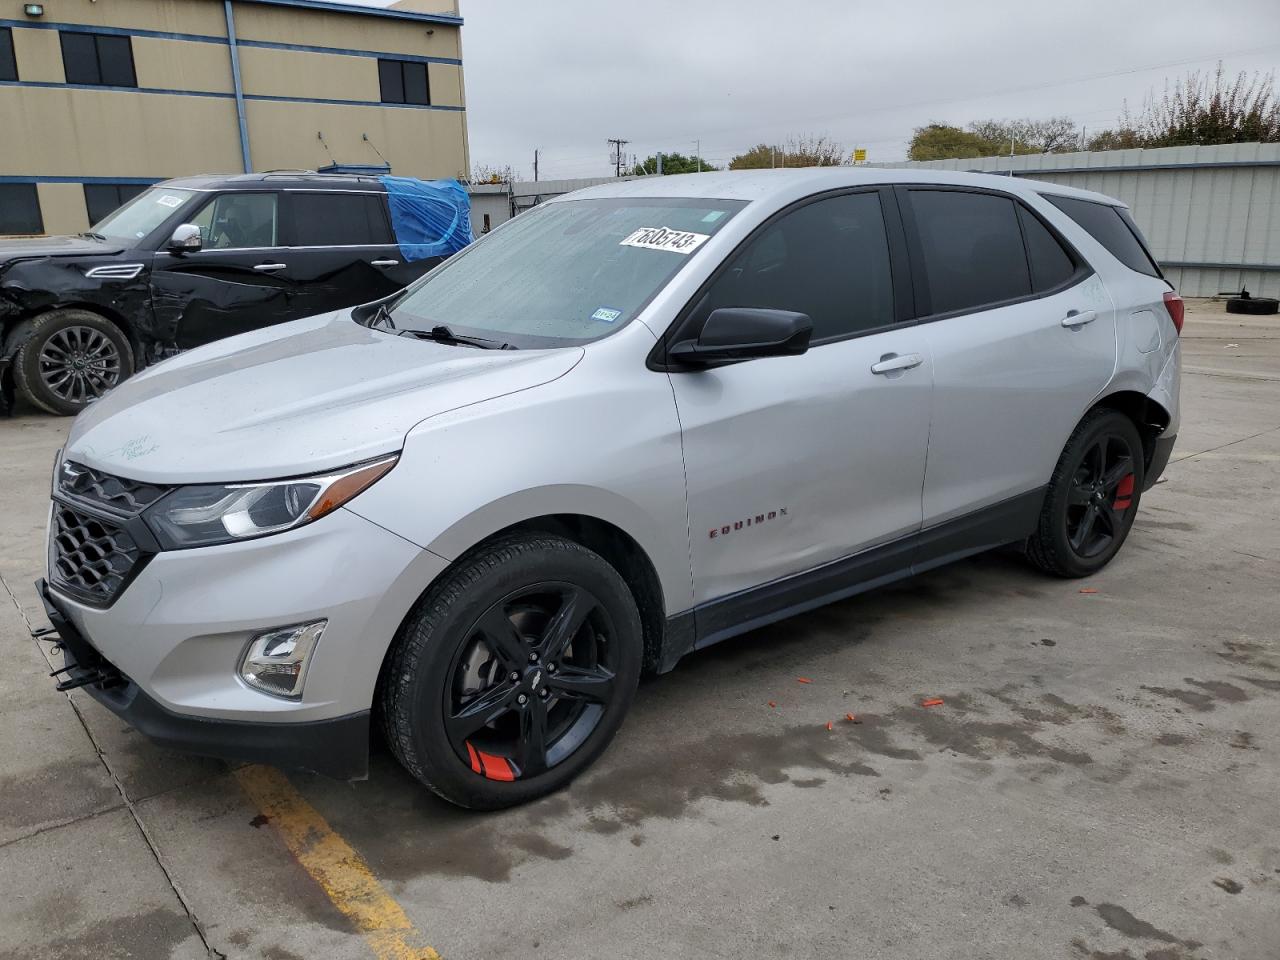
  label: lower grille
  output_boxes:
[50,505,144,607]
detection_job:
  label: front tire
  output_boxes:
[380,535,643,809]
[1026,409,1145,578]
[14,308,134,416]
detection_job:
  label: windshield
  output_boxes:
[93,187,197,242]
[390,197,746,347]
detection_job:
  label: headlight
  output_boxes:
[146,455,397,549]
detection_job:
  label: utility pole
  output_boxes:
[696,138,702,173]
[656,152,663,175]
[607,138,629,177]
[533,148,539,182]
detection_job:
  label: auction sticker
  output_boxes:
[155,195,185,208]
[591,307,623,323]
[620,226,710,255]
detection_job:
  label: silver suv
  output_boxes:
[39,170,1181,809]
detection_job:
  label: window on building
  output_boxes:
[83,183,149,226]
[1045,194,1162,278]
[378,58,430,105]
[1017,205,1078,293]
[0,184,43,236]
[908,190,1032,316]
[60,31,137,87]
[189,193,279,249]
[690,192,896,342]
[0,27,17,82]
[287,192,392,246]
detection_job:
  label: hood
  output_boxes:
[64,311,584,484]
[0,235,125,266]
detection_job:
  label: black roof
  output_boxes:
[159,172,389,192]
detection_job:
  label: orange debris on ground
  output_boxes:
[921,698,944,707]
[1079,587,1099,594]
[796,677,813,684]
[825,721,833,731]
[768,701,777,708]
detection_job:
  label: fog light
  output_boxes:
[239,621,325,699]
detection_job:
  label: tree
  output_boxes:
[469,164,514,184]
[1087,65,1279,150]
[631,152,719,175]
[729,134,848,169]
[907,124,994,161]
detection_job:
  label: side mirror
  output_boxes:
[168,223,202,253]
[668,307,813,367]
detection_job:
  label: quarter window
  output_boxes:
[908,190,1031,316]
[189,193,279,249]
[84,183,149,226]
[0,27,17,82]
[1017,206,1077,292]
[60,31,137,87]
[287,192,391,246]
[0,184,43,235]
[378,58,430,105]
[691,192,896,342]
[1045,194,1161,278]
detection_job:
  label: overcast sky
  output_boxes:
[458,0,1280,180]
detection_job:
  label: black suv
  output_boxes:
[0,173,465,415]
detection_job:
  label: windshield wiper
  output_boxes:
[399,324,514,350]
[78,231,108,241]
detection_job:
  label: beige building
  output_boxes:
[0,0,468,235]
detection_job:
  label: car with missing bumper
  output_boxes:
[0,172,470,415]
[37,168,1181,809]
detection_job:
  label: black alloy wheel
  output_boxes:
[444,582,618,782]
[1065,434,1136,559]
[380,535,642,809]
[1026,408,1146,578]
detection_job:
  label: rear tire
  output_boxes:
[380,534,642,810]
[13,309,134,416]
[1025,409,1145,578]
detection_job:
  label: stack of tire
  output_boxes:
[1225,291,1279,315]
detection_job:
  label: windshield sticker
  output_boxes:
[620,226,710,255]
[591,307,622,323]
[701,211,726,223]
[155,194,184,208]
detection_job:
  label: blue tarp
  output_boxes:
[379,175,474,262]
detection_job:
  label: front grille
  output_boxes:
[49,505,144,606]
[58,462,169,513]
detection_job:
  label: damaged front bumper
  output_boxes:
[36,579,370,779]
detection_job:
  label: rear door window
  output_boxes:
[690,191,897,342]
[287,192,392,247]
[1044,194,1161,278]
[1017,206,1077,292]
[907,190,1031,316]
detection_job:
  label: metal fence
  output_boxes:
[876,142,1280,298]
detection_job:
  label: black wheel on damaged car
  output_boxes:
[1025,408,1146,578]
[14,308,134,416]
[380,534,643,809]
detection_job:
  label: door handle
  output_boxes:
[1061,309,1097,328]
[371,259,400,268]
[253,263,288,273]
[870,352,924,375]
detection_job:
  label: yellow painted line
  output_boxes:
[233,764,440,960]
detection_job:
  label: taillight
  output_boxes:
[1163,291,1185,335]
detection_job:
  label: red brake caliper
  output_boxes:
[1113,474,1135,511]
[466,742,515,781]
